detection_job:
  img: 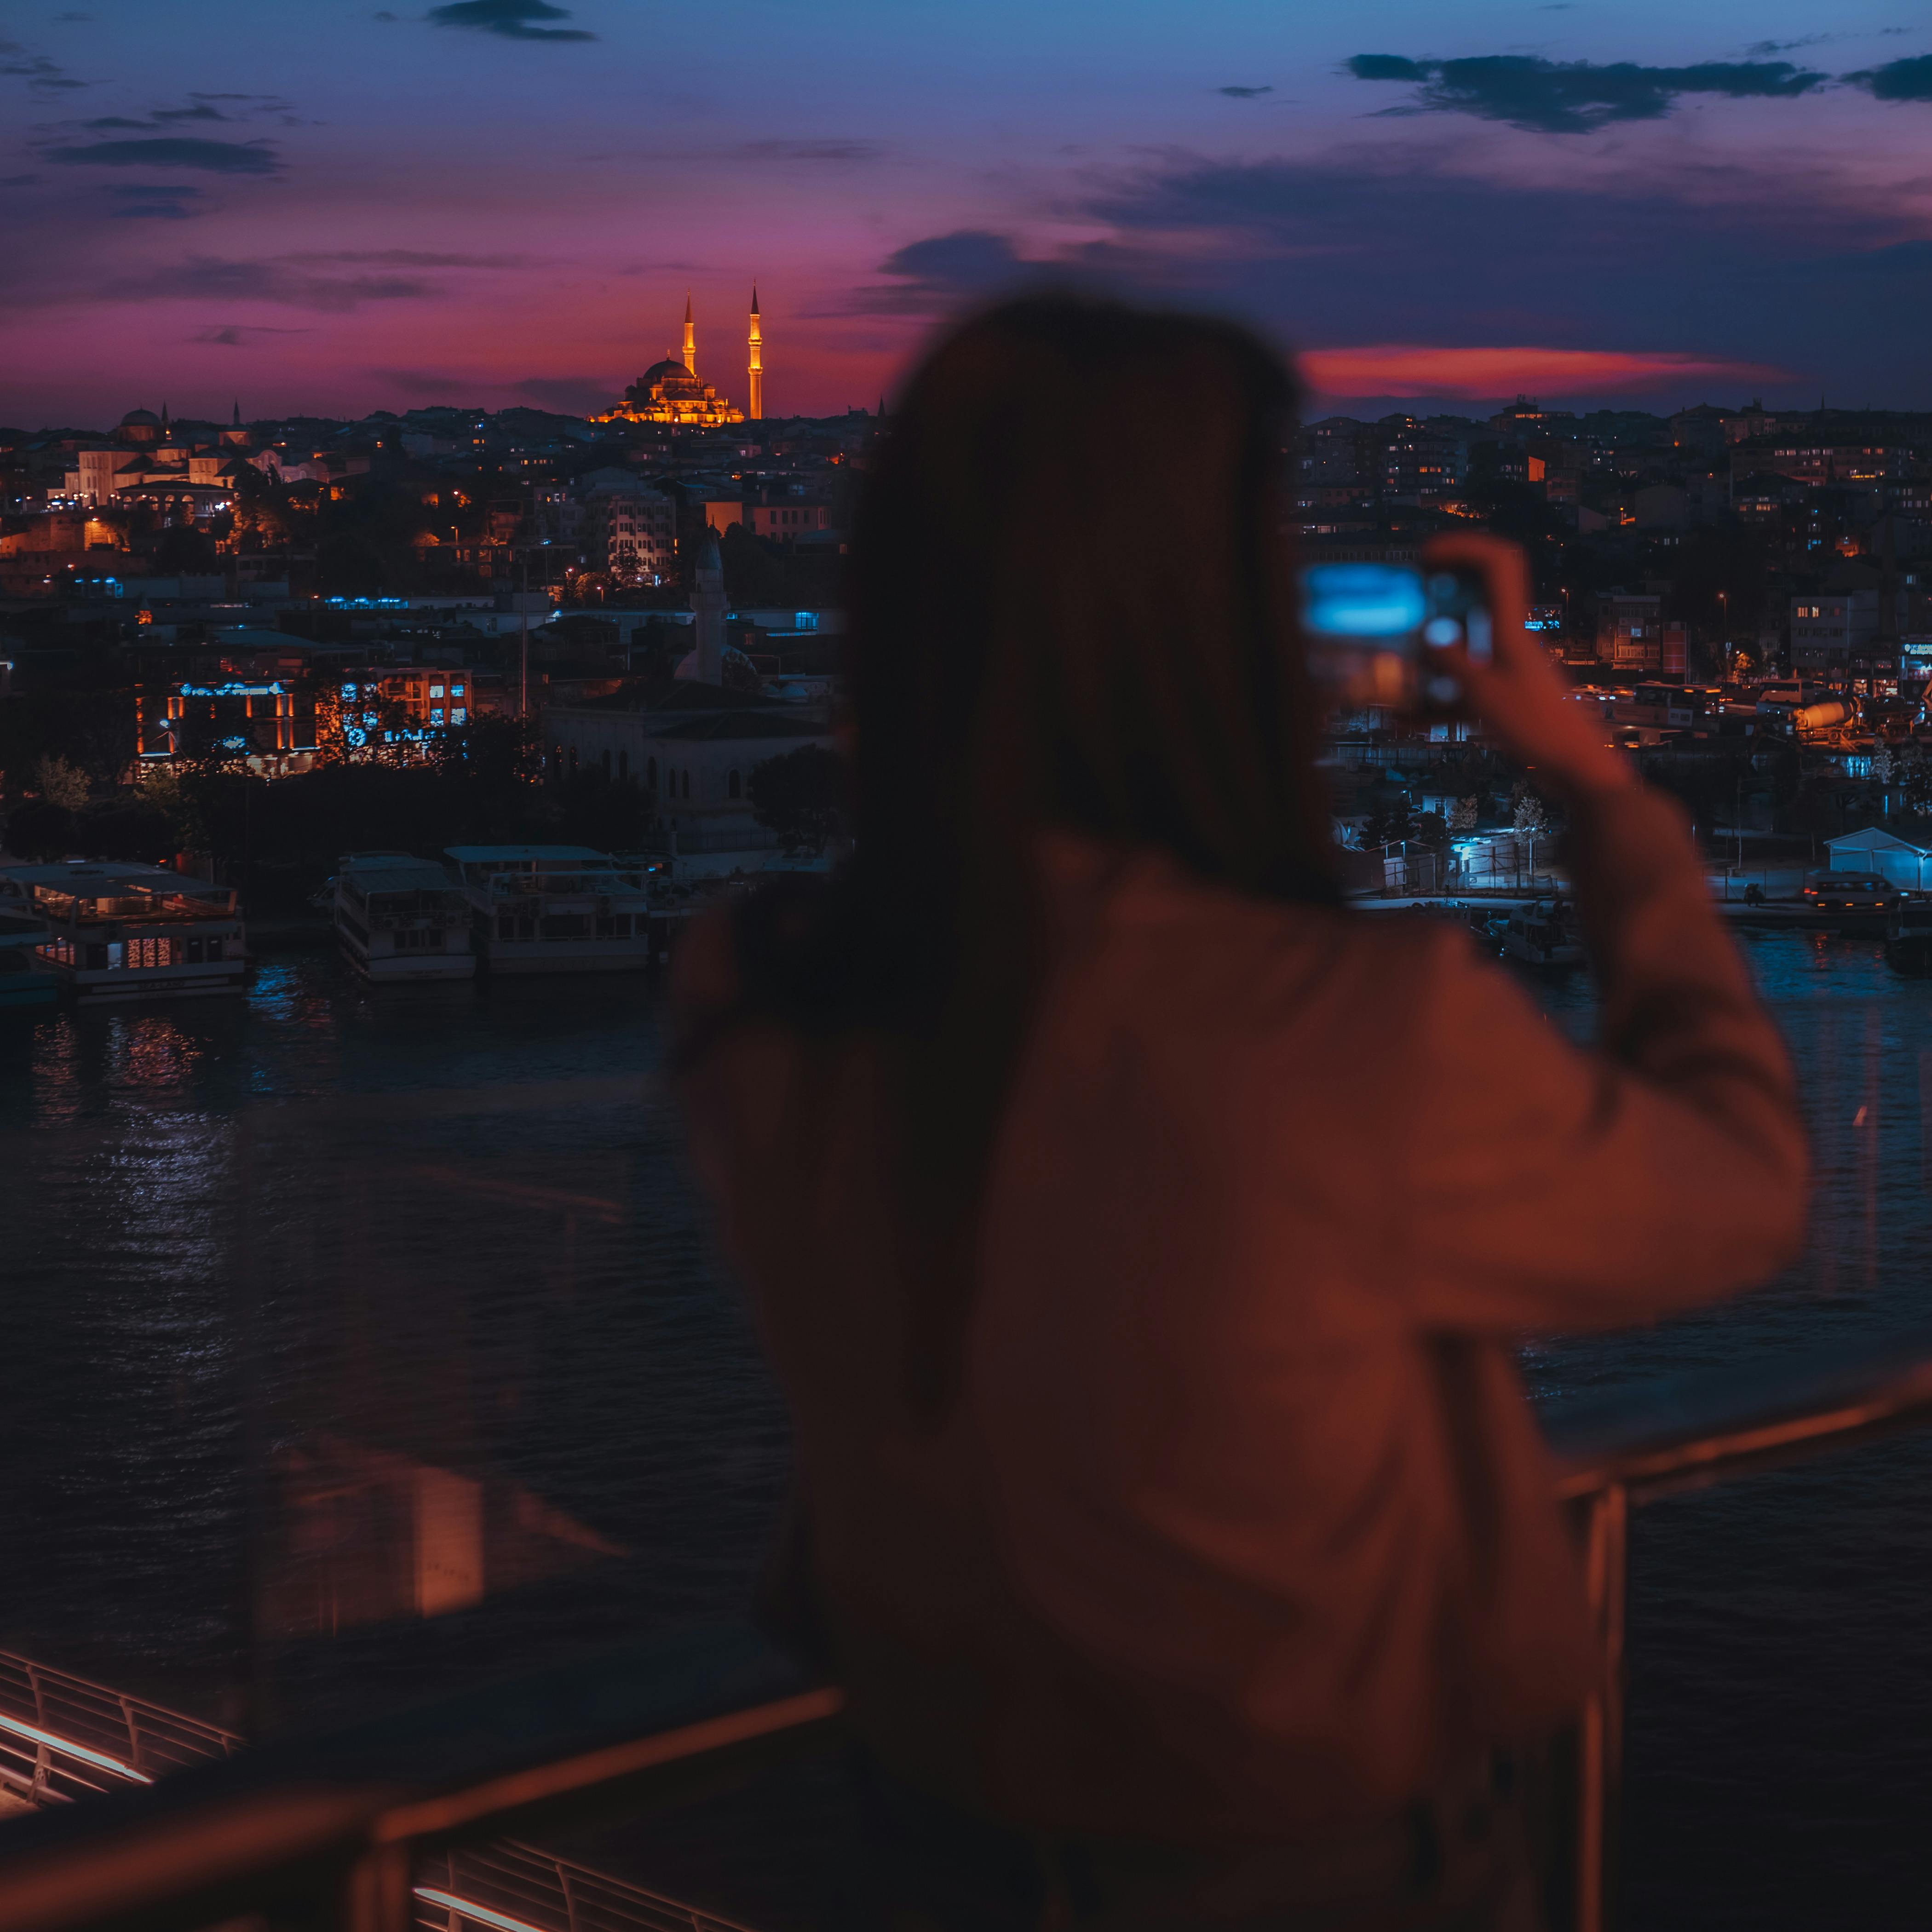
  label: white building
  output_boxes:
[581,482,676,582]
[546,695,834,878]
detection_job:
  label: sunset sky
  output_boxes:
[3,0,1930,427]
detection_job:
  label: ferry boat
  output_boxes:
[0,861,245,1000]
[333,852,476,983]
[1498,900,1586,970]
[0,907,57,1009]
[445,845,656,976]
[1885,900,1932,976]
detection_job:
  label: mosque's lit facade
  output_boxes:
[597,295,754,427]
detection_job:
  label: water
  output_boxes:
[1,931,1929,1925]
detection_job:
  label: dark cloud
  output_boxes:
[44,137,282,174]
[730,138,882,162]
[1843,55,1932,100]
[516,375,615,413]
[1344,53,1828,132]
[0,172,40,187]
[108,256,434,309]
[85,116,149,128]
[879,229,1024,298]
[425,0,594,42]
[105,182,204,221]
[1218,85,1272,98]
[849,230,1035,314]
[192,323,314,345]
[374,9,398,17]
[152,104,230,122]
[1,50,83,92]
[1747,35,1833,55]
[1068,147,1932,404]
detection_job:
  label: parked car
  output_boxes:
[1802,870,1903,911]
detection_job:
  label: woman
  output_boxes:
[673,299,1806,1928]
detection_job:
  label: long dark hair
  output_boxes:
[725,294,1337,1409]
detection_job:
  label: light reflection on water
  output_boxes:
[0,931,1928,1925]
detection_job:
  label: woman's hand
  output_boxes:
[1422,531,1634,806]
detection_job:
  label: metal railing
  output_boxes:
[1545,1328,1932,1932]
[2,1339,1932,1932]
[0,1654,241,1807]
[413,1839,760,1932]
[0,1625,841,1932]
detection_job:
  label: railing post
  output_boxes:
[343,1841,413,1932]
[1576,1481,1628,1932]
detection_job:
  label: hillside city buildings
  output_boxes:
[10,354,1932,900]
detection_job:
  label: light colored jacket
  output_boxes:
[674,787,1806,1845]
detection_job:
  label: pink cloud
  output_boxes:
[1299,344,1787,400]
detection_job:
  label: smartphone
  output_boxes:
[1299,562,1491,710]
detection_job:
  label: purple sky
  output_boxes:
[2,0,1929,426]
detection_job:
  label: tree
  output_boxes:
[1512,782,1556,839]
[1362,792,1414,851]
[1449,796,1480,834]
[34,754,91,811]
[748,744,850,856]
[1410,809,1449,851]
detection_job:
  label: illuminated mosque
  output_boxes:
[598,291,761,426]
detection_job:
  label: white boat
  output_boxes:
[0,862,245,1000]
[1498,901,1586,969]
[333,853,476,983]
[445,845,657,977]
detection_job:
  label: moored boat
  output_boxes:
[446,845,657,977]
[0,861,245,1000]
[1498,900,1585,969]
[333,852,476,983]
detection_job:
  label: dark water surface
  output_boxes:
[1,931,1929,1926]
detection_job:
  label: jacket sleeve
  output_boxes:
[1399,786,1808,1333]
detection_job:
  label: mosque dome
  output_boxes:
[120,408,161,428]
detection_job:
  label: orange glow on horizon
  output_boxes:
[1299,344,1786,401]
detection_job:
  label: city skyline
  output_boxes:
[3,0,1931,425]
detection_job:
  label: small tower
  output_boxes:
[682,293,696,376]
[690,529,725,684]
[748,285,763,422]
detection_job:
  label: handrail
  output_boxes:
[0,1626,842,1932]
[1546,1325,1932,1501]
[1539,1326,1932,1932]
[5,1340,1932,1932]
[0,1653,242,1806]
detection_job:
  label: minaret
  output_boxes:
[682,293,696,376]
[748,286,763,422]
[691,529,725,684]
